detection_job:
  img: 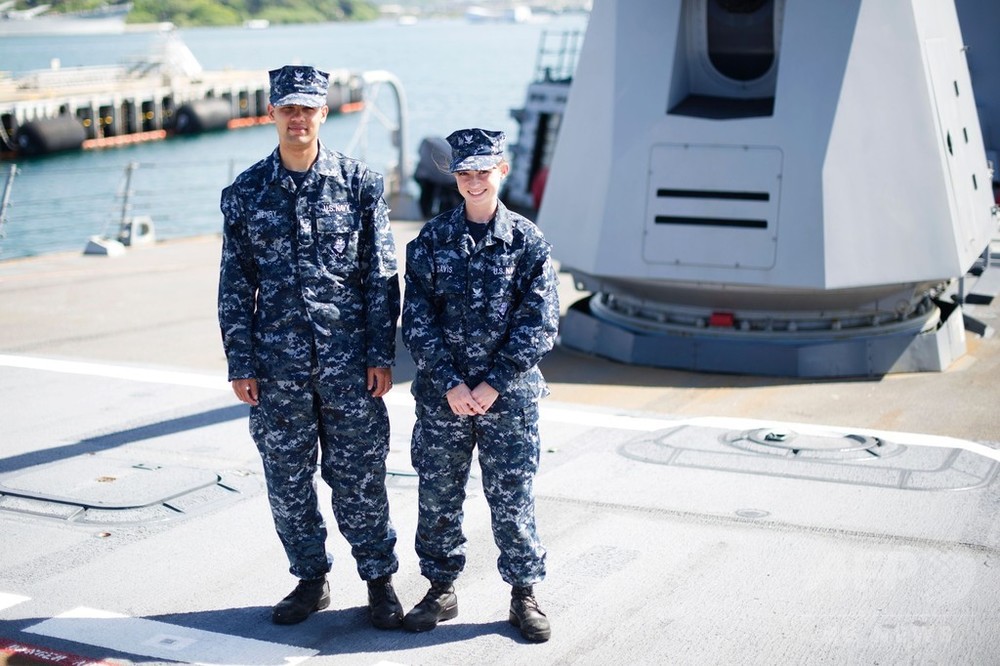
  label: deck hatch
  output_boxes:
[619,425,999,491]
[0,456,252,525]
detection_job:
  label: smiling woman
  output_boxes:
[454,166,507,222]
[401,126,560,642]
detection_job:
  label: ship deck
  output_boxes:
[1,211,998,665]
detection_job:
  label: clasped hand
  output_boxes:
[446,382,498,416]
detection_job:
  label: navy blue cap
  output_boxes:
[446,128,506,172]
[269,65,329,108]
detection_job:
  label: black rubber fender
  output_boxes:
[15,115,87,156]
[173,98,233,134]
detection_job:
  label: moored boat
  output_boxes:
[0,2,132,37]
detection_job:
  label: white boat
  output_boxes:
[504,29,582,213]
[465,4,532,23]
[0,2,132,37]
[411,30,582,218]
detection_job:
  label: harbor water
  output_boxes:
[0,13,588,260]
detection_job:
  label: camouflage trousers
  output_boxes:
[411,401,546,587]
[250,377,399,582]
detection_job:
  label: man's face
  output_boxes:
[268,103,328,147]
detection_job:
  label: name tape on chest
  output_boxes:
[316,201,353,215]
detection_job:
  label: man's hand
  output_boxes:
[232,378,259,406]
[368,367,393,398]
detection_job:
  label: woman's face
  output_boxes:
[454,163,508,207]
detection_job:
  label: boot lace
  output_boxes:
[512,587,541,613]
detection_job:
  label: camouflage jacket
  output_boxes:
[218,142,400,385]
[403,200,559,409]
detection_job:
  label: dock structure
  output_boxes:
[0,35,364,156]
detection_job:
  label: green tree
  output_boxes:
[16,0,379,26]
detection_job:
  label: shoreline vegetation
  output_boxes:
[8,0,381,27]
[129,0,380,27]
[8,1,592,28]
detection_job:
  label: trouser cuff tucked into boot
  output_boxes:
[367,575,404,629]
[272,576,330,625]
[510,585,551,642]
[402,580,458,632]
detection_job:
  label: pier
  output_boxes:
[0,35,365,157]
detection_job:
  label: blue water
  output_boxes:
[0,14,588,260]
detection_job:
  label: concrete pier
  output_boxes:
[0,37,364,156]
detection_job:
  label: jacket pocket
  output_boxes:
[248,215,292,258]
[316,214,360,275]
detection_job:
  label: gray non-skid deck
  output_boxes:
[1,224,998,665]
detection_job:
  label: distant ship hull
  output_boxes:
[0,3,131,37]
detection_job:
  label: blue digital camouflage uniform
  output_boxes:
[402,196,560,587]
[218,138,401,583]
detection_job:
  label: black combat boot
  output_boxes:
[272,576,330,625]
[509,585,550,642]
[402,580,458,632]
[367,575,404,629]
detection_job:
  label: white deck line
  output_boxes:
[0,354,231,391]
[24,606,316,666]
[0,592,30,612]
[3,353,998,463]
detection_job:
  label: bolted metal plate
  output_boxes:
[0,456,255,524]
[0,457,218,508]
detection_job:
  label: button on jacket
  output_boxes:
[219,142,400,386]
[403,200,559,410]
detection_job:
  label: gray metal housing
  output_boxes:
[540,0,997,376]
